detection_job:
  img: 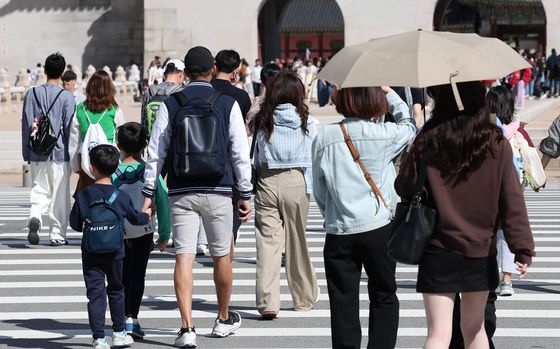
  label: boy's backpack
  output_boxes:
[82,190,124,254]
[114,165,155,239]
[170,91,229,179]
[143,86,183,138]
[28,87,64,156]
[80,105,115,179]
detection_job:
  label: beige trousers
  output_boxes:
[255,166,318,313]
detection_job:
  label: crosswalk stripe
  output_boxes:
[0,293,557,304]
[3,309,560,321]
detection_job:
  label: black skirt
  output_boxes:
[416,244,499,293]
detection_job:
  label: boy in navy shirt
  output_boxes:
[70,144,151,349]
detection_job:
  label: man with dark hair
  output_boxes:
[252,59,263,97]
[22,52,76,246]
[211,49,252,257]
[142,46,252,348]
[546,48,559,97]
[212,50,251,119]
[62,70,86,105]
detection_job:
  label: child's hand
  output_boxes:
[145,207,153,217]
[156,238,168,252]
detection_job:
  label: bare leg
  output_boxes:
[460,291,490,349]
[213,254,233,320]
[423,293,455,349]
[175,253,195,328]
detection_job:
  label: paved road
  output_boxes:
[0,189,559,349]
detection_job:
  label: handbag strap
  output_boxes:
[250,119,259,160]
[338,122,389,209]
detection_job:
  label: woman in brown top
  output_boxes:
[395,81,535,349]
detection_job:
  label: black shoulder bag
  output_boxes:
[388,159,437,265]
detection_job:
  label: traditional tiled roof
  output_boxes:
[279,0,344,33]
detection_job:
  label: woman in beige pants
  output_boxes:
[248,70,318,319]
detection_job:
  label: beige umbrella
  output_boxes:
[318,30,530,110]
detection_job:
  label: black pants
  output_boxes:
[323,224,399,349]
[83,256,125,339]
[449,290,497,349]
[253,82,261,97]
[124,233,154,319]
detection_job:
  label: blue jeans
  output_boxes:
[548,78,560,95]
[525,80,535,96]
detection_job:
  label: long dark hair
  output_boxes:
[412,81,502,182]
[85,70,118,112]
[249,70,309,141]
[486,86,515,125]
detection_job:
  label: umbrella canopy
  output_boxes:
[318,30,530,104]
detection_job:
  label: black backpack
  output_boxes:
[29,87,64,156]
[170,91,228,179]
[82,190,124,254]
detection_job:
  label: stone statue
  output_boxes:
[16,68,30,88]
[36,68,47,85]
[72,65,82,84]
[85,65,96,83]
[115,66,127,83]
[0,68,9,88]
[102,65,113,80]
[128,64,141,82]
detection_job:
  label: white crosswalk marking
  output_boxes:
[0,189,559,348]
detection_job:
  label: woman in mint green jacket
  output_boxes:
[312,86,416,349]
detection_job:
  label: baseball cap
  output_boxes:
[163,59,185,73]
[184,46,214,73]
[61,70,77,82]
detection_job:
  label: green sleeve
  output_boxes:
[111,173,120,187]
[154,175,171,240]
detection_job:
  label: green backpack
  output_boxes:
[143,92,169,138]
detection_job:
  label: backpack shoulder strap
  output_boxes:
[208,91,223,107]
[172,91,188,107]
[32,87,46,117]
[107,190,120,205]
[46,89,64,117]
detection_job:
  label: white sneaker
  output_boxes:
[196,244,207,256]
[112,330,134,347]
[211,311,241,337]
[92,337,110,349]
[174,327,196,348]
[499,281,514,297]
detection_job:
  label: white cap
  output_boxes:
[164,59,185,72]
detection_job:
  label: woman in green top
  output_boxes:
[71,70,125,197]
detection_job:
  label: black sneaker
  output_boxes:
[211,311,241,338]
[27,217,40,245]
[174,327,196,348]
[281,253,285,268]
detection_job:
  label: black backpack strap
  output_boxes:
[32,87,46,117]
[46,89,64,117]
[208,91,223,107]
[172,91,188,107]
[250,119,259,160]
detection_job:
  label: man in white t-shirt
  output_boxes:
[251,59,263,97]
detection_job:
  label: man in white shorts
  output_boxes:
[142,46,252,348]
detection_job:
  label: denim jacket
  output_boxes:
[312,91,417,235]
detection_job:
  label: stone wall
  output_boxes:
[143,0,560,65]
[0,0,143,79]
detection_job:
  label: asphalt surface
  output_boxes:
[0,187,559,349]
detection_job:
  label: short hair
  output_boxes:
[89,144,120,177]
[333,87,389,119]
[215,50,241,74]
[261,63,281,86]
[61,70,77,82]
[44,53,66,80]
[486,86,515,125]
[117,122,147,155]
[553,48,557,55]
[188,70,213,80]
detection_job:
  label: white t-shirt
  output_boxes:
[252,65,263,84]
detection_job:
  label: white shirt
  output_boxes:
[252,65,263,84]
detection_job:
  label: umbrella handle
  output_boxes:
[450,72,465,112]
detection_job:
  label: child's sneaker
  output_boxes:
[125,317,146,339]
[174,327,196,348]
[211,311,241,338]
[112,330,134,347]
[92,337,110,349]
[499,281,514,296]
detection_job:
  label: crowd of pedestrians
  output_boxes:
[22,46,560,349]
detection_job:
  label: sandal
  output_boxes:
[50,239,68,246]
